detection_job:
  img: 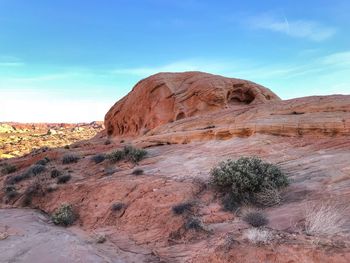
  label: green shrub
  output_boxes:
[243,211,269,227]
[1,163,17,175]
[36,157,50,166]
[111,202,126,212]
[211,156,288,204]
[57,174,71,184]
[172,202,193,215]
[62,154,80,164]
[106,150,125,163]
[106,146,147,164]
[124,146,147,163]
[92,154,106,164]
[185,217,203,230]
[132,168,144,176]
[50,169,61,178]
[52,204,77,226]
[28,164,46,175]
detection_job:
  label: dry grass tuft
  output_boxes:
[244,228,273,245]
[304,201,348,236]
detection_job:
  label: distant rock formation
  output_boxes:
[105,71,280,137]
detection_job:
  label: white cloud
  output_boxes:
[321,51,350,66]
[249,14,336,41]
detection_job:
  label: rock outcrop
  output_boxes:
[105,71,280,137]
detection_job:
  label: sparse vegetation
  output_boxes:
[211,156,288,206]
[104,140,111,145]
[6,171,31,184]
[28,164,46,175]
[242,210,269,227]
[111,202,126,212]
[92,154,106,164]
[57,174,71,184]
[172,202,193,215]
[51,204,77,226]
[62,154,80,164]
[124,146,147,163]
[244,228,272,245]
[106,146,147,164]
[253,185,282,207]
[22,181,45,206]
[106,150,125,163]
[185,217,203,230]
[1,163,17,175]
[50,169,61,178]
[4,185,18,199]
[36,157,50,166]
[222,194,240,212]
[304,201,347,236]
[132,168,144,175]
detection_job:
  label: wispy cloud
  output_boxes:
[248,14,336,41]
[0,55,24,67]
[321,51,350,67]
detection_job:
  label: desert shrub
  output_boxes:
[28,164,46,175]
[92,154,106,164]
[50,169,61,178]
[222,194,241,212]
[111,202,126,212]
[52,204,77,226]
[4,185,18,199]
[185,217,203,230]
[104,140,111,145]
[6,171,31,184]
[244,228,272,245]
[64,145,70,149]
[243,211,269,227]
[57,174,71,184]
[211,157,288,204]
[304,201,347,236]
[172,202,193,215]
[1,163,17,175]
[253,185,282,207]
[62,154,80,164]
[106,146,147,164]
[132,168,144,176]
[124,146,147,163]
[21,181,44,206]
[106,150,125,163]
[36,157,50,166]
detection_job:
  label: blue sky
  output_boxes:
[0,0,349,122]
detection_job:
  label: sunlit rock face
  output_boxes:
[104,71,280,137]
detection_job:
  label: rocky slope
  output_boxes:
[1,72,350,262]
[0,122,104,159]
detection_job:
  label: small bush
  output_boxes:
[92,154,106,164]
[52,204,77,226]
[106,150,125,163]
[172,202,193,215]
[4,185,18,199]
[124,146,147,163]
[222,194,240,212]
[243,211,269,227]
[244,228,272,245]
[64,145,70,149]
[6,172,31,184]
[104,140,111,145]
[211,157,288,204]
[253,185,282,207]
[36,157,50,166]
[132,168,144,176]
[1,163,17,175]
[185,217,203,230]
[106,146,147,164]
[28,164,46,176]
[57,174,71,184]
[21,181,44,206]
[51,169,61,178]
[304,202,347,236]
[111,202,126,212]
[62,154,80,164]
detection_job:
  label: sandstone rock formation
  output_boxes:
[2,72,350,263]
[105,71,280,137]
